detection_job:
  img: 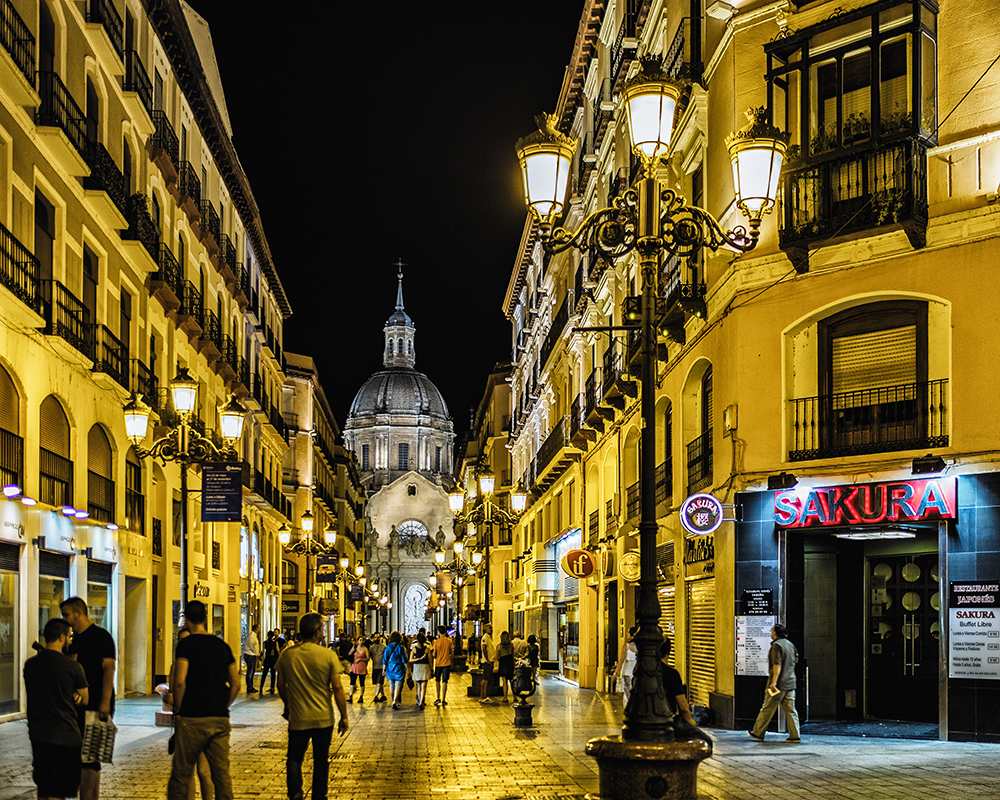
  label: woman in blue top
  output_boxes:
[383,631,409,710]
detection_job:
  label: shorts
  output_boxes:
[349,672,366,687]
[32,741,82,797]
[372,668,384,685]
[481,661,494,682]
[434,666,451,683]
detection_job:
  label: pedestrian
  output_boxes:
[613,626,638,704]
[336,634,353,670]
[526,634,540,679]
[432,625,453,706]
[242,623,260,694]
[276,612,349,800]
[368,634,387,702]
[24,618,89,800]
[166,600,240,800]
[409,632,431,709]
[479,623,497,704]
[659,639,696,726]
[383,631,408,710]
[276,629,287,652]
[259,630,280,695]
[61,596,116,800]
[511,630,527,660]
[748,624,801,743]
[167,629,215,800]
[496,631,515,703]
[347,637,370,704]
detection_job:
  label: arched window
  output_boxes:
[87,425,114,523]
[0,364,21,489]
[39,395,71,506]
[282,559,298,590]
[408,340,412,355]
[397,338,403,354]
[388,339,393,356]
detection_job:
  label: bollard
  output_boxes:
[513,702,534,727]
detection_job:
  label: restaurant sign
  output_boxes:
[774,477,956,529]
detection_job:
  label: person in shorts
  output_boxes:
[432,626,453,706]
[479,624,497,704]
[24,618,89,799]
[368,634,387,702]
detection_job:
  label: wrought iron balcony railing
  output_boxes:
[176,161,200,202]
[122,194,159,260]
[0,428,23,490]
[589,509,600,546]
[87,470,115,523]
[626,479,640,521]
[92,324,127,387]
[153,243,182,293]
[132,358,158,404]
[585,369,603,418]
[0,219,39,312]
[151,110,179,165]
[40,446,72,507]
[539,296,568,369]
[655,459,672,507]
[602,339,625,396]
[123,49,152,117]
[536,415,570,474]
[592,79,612,151]
[0,0,34,86]
[199,199,220,243]
[36,72,88,159]
[789,379,948,461]
[39,280,90,357]
[218,233,236,271]
[178,281,203,319]
[686,429,713,492]
[84,141,127,216]
[87,0,123,57]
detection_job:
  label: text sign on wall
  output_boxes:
[561,549,596,579]
[774,477,957,529]
[680,493,724,536]
[736,616,776,676]
[742,588,774,616]
[949,581,1000,680]
[201,462,244,523]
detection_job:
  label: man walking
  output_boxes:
[432,626,453,706]
[24,618,89,800]
[748,624,801,743]
[277,613,349,800]
[369,634,387,702]
[61,597,115,800]
[167,600,240,800]
[511,630,528,661]
[242,623,260,694]
[479,623,497,704]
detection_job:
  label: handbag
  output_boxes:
[406,675,415,690]
[81,710,118,763]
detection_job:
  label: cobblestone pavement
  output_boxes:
[1,673,998,799]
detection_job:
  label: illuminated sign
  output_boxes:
[561,549,596,579]
[774,477,957,529]
[618,552,641,582]
[680,493,724,535]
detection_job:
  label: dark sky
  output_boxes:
[183,2,583,439]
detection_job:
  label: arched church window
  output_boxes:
[397,338,403,354]
[408,340,412,355]
[396,519,428,545]
[388,340,393,356]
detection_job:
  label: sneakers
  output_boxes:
[747,729,764,741]
[480,698,496,705]
[434,699,441,706]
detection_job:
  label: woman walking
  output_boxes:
[259,630,280,694]
[410,632,432,709]
[613,626,639,705]
[348,637,370,703]
[496,631,515,703]
[383,631,409,710]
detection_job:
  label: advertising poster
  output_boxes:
[949,581,1000,680]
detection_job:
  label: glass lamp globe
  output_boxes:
[478,469,495,496]
[300,510,314,534]
[278,525,291,546]
[122,394,151,442]
[726,107,789,223]
[622,60,683,164]
[515,113,577,226]
[448,488,465,514]
[170,367,198,415]
[218,395,247,443]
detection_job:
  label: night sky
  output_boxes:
[184,2,583,440]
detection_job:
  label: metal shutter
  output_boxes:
[0,366,18,433]
[832,325,916,395]
[39,396,69,456]
[658,584,676,667]
[39,550,70,578]
[87,560,114,584]
[0,541,19,572]
[686,578,716,707]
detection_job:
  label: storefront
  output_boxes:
[735,473,999,742]
[552,529,582,682]
[0,501,25,715]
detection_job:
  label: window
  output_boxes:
[281,559,297,590]
[87,425,114,523]
[39,396,71,506]
[398,442,409,470]
[388,340,393,356]
[686,368,713,492]
[125,450,144,534]
[407,484,417,496]
[361,443,369,471]
[434,446,442,473]
[34,192,55,282]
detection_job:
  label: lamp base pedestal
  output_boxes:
[512,702,534,727]
[584,735,711,800]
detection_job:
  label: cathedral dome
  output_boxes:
[348,368,450,420]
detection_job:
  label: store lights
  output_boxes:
[3,484,20,498]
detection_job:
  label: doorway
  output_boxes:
[124,577,147,696]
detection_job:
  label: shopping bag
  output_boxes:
[81,710,118,763]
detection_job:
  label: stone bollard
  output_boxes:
[513,702,534,727]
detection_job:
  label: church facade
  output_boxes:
[344,269,456,634]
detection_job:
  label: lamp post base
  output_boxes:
[585,735,711,800]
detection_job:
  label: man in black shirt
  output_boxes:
[24,617,89,799]
[62,597,116,800]
[659,638,697,726]
[167,600,240,800]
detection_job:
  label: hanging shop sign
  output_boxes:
[315,556,337,583]
[348,583,364,602]
[618,551,641,582]
[949,581,1000,680]
[561,549,596,579]
[201,462,243,522]
[683,534,715,577]
[774,477,957,529]
[680,493,724,536]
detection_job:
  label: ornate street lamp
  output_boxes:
[516,57,787,795]
[123,370,246,623]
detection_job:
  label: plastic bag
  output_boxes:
[81,710,117,764]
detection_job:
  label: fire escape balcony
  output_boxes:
[35,71,88,176]
[148,110,179,185]
[0,0,36,105]
[148,243,182,313]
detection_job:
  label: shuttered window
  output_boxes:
[658,585,677,667]
[88,426,112,477]
[39,396,69,456]
[0,366,17,433]
[87,560,113,584]
[686,578,716,707]
[0,541,19,572]
[39,550,70,578]
[832,325,916,395]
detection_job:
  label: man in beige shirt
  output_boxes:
[277,614,348,800]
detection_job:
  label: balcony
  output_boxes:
[778,138,929,272]
[533,415,580,492]
[132,358,158,405]
[539,296,569,370]
[606,497,617,533]
[217,334,237,382]
[40,447,72,506]
[149,111,179,180]
[39,280,90,361]
[196,307,222,363]
[122,50,152,122]
[91,324,127,388]
[121,193,160,265]
[588,509,599,546]
[86,0,123,61]
[0,219,40,319]
[0,428,23,490]
[198,199,220,249]
[148,243,182,312]
[0,0,34,99]
[656,252,706,345]
[626,480,640,521]
[233,357,251,397]
[176,281,203,337]
[233,263,249,310]
[664,19,691,81]
[655,458,672,508]
[175,161,201,219]
[585,369,612,431]
[35,72,88,174]
[602,339,636,410]
[592,79,613,152]
[789,379,948,462]
[218,234,237,282]
[569,393,594,449]
[87,470,115,523]
[686,429,713,493]
[83,141,128,223]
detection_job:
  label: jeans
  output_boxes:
[243,655,258,691]
[167,716,233,800]
[286,726,332,800]
[751,688,801,740]
[260,658,278,692]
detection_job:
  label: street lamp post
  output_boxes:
[280,516,338,621]
[516,60,787,798]
[123,369,247,625]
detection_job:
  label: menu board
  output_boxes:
[736,615,776,676]
[949,581,1000,680]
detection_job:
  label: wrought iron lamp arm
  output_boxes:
[133,423,237,465]
[542,191,639,261]
[657,188,759,256]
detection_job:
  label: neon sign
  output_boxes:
[774,477,956,529]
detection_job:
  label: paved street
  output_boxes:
[1,673,998,800]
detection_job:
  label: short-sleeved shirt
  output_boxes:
[481,634,497,665]
[433,637,453,667]
[277,642,344,730]
[24,649,88,746]
[660,663,686,715]
[68,623,116,717]
[176,634,236,717]
[512,637,528,659]
[769,637,798,691]
[369,641,386,668]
